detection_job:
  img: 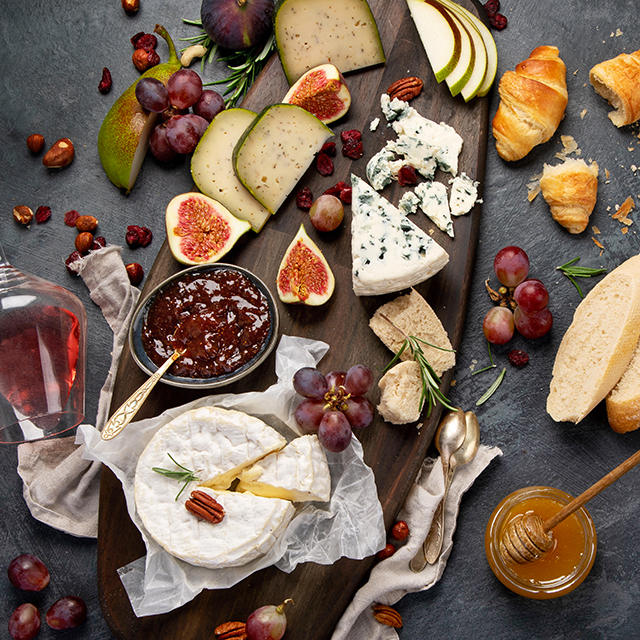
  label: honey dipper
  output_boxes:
[500,446,640,565]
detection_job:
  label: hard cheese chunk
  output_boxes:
[191,108,271,232]
[274,0,385,84]
[351,174,449,296]
[237,434,331,502]
[233,104,333,215]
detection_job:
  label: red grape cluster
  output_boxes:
[293,365,375,453]
[483,246,553,344]
[7,554,87,640]
[134,69,224,161]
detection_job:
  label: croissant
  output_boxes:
[589,49,640,127]
[492,46,568,162]
[539,157,599,234]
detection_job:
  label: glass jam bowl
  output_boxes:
[485,486,597,599]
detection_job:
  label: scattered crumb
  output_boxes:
[629,147,635,152]
[574,69,579,75]
[607,205,612,211]
[616,28,623,36]
[592,236,605,249]
[612,196,635,225]
[450,379,456,386]
[580,109,587,119]
[605,168,610,179]
[632,165,638,173]
[527,171,542,201]
[622,227,629,234]
[369,117,380,132]
[592,226,601,234]
[554,135,580,160]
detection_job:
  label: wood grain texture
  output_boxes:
[98,1,489,637]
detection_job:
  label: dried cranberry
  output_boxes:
[131,32,157,51]
[483,0,500,17]
[321,141,336,156]
[64,210,80,227]
[342,138,364,160]
[296,187,313,210]
[98,67,112,94]
[35,206,52,224]
[340,129,362,143]
[490,13,508,29]
[508,349,529,367]
[65,251,83,275]
[91,236,107,250]
[397,165,418,186]
[316,152,334,176]
[377,543,396,560]
[126,225,153,248]
[339,186,352,204]
[126,263,144,285]
[323,181,347,198]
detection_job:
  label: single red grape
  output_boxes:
[325,371,346,390]
[246,599,292,640]
[318,411,352,452]
[8,604,41,640]
[192,89,225,121]
[344,364,374,396]
[344,396,374,429]
[293,367,328,399]
[45,596,87,630]
[514,278,549,314]
[514,306,553,339]
[482,306,515,344]
[294,398,325,433]
[309,194,344,232]
[166,68,203,109]
[7,554,50,591]
[494,246,529,287]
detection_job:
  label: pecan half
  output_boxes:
[372,603,403,628]
[214,621,247,639]
[387,76,424,102]
[185,490,225,524]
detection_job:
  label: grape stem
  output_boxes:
[379,314,456,418]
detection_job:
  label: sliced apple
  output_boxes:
[406,0,461,83]
[436,0,498,97]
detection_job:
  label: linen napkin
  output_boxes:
[16,245,140,538]
[331,444,502,640]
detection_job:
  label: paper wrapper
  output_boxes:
[78,335,386,617]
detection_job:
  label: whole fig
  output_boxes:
[201,0,274,50]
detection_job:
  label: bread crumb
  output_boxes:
[622,227,629,234]
[580,109,587,119]
[612,196,635,225]
[527,171,542,201]
[616,28,623,36]
[592,236,605,249]
[605,168,610,179]
[592,226,601,234]
[554,135,580,160]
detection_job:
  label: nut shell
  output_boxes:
[43,138,75,168]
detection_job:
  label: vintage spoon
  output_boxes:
[409,408,467,572]
[101,314,205,441]
[500,446,640,565]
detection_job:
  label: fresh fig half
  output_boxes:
[165,192,251,265]
[276,223,335,305]
[201,0,274,51]
[282,64,351,124]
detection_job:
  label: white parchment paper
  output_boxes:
[78,335,386,617]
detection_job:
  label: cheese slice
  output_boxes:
[415,181,454,237]
[191,108,271,233]
[350,174,449,296]
[274,0,386,84]
[233,104,333,215]
[237,434,331,502]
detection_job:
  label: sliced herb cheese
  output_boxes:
[351,174,449,296]
[233,104,333,215]
[274,0,386,85]
[191,108,271,233]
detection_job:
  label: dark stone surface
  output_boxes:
[1,0,639,638]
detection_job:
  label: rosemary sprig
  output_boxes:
[472,340,497,375]
[381,316,456,418]
[557,258,607,298]
[152,453,200,500]
[476,368,506,406]
[181,18,276,107]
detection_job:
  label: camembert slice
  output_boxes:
[237,434,331,503]
[350,175,449,296]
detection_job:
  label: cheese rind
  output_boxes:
[350,174,449,296]
[274,0,385,84]
[237,434,331,502]
[233,104,333,215]
[191,108,271,232]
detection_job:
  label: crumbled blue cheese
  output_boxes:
[370,117,380,132]
[389,136,438,180]
[350,174,449,296]
[449,173,479,216]
[366,146,403,191]
[398,191,420,215]
[415,182,454,237]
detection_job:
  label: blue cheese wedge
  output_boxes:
[380,94,463,175]
[449,173,480,216]
[415,181,454,237]
[237,435,331,503]
[233,104,333,215]
[351,174,449,296]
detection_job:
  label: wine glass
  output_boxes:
[0,237,87,443]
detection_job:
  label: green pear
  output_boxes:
[97,24,181,193]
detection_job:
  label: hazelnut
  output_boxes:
[132,48,159,72]
[75,232,94,254]
[121,0,140,13]
[26,134,45,154]
[43,138,75,169]
[13,205,33,224]
[76,215,98,232]
[125,263,144,285]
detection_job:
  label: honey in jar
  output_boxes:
[485,486,597,599]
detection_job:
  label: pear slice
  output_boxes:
[439,4,475,96]
[191,108,271,233]
[406,0,461,83]
[435,0,498,97]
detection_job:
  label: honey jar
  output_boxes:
[485,486,597,599]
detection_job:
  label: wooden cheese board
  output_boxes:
[97,0,490,637]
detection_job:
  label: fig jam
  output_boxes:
[141,269,271,379]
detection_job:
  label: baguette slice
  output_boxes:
[606,341,640,433]
[547,254,640,423]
